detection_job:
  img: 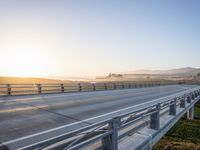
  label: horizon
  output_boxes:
[1,1,200,77]
[0,66,199,81]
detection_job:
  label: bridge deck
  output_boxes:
[0,85,197,149]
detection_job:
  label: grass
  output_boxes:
[0,77,72,84]
[153,101,200,150]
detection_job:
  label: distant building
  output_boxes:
[107,73,123,78]
[96,73,123,80]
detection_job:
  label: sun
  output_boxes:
[0,30,60,77]
[1,49,50,77]
[1,44,56,77]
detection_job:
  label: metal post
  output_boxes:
[180,97,185,108]
[195,91,198,98]
[128,84,131,88]
[169,98,176,116]
[102,117,120,150]
[61,84,64,93]
[78,83,82,92]
[113,83,116,90]
[92,84,96,91]
[187,106,194,120]
[191,93,195,100]
[150,103,160,130]
[186,96,191,103]
[104,83,107,90]
[7,84,11,96]
[122,84,124,89]
[37,84,42,94]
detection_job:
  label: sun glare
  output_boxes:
[0,29,61,77]
[1,44,55,77]
[2,49,50,77]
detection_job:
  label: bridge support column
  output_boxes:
[187,106,194,120]
[150,103,160,130]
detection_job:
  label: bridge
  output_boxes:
[0,83,200,150]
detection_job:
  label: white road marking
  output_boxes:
[3,87,199,145]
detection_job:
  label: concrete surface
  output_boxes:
[0,85,197,149]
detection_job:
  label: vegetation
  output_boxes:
[153,101,200,150]
[0,77,72,84]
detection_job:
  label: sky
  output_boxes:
[0,0,200,78]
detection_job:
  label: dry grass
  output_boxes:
[153,101,200,150]
[0,77,72,84]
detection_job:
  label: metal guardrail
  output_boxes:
[16,87,200,150]
[0,82,171,96]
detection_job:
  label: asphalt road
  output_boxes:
[0,85,198,149]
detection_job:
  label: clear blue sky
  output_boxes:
[0,0,200,77]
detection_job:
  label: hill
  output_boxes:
[96,67,200,81]
[124,67,200,75]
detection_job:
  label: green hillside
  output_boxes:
[153,101,200,149]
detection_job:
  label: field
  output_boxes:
[0,77,72,84]
[153,101,200,150]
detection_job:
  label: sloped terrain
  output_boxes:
[153,101,200,150]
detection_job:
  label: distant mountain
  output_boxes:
[124,67,200,75]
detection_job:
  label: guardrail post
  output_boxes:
[186,96,191,103]
[150,103,160,130]
[169,98,177,116]
[113,83,116,90]
[61,84,64,92]
[191,93,195,100]
[7,84,11,96]
[102,117,120,150]
[180,97,186,108]
[195,91,198,98]
[92,84,96,91]
[78,83,82,92]
[104,83,107,90]
[128,84,131,88]
[122,84,124,89]
[37,84,42,94]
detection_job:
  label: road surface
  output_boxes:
[0,85,197,149]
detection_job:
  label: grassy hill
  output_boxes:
[0,77,72,84]
[153,101,200,149]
